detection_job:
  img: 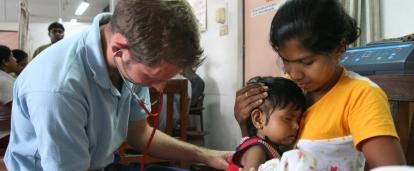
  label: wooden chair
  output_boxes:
[189,93,205,132]
[368,74,414,165]
[118,79,190,167]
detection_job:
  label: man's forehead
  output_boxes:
[50,28,64,31]
[141,62,181,77]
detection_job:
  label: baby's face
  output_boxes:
[260,106,302,145]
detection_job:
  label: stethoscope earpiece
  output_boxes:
[113,49,122,57]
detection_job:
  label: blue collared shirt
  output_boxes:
[4,13,149,171]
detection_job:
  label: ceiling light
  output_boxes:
[75,1,90,16]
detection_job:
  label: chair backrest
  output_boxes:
[149,79,190,140]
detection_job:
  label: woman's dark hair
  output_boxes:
[270,0,360,54]
[0,45,12,67]
[12,49,28,63]
[246,76,306,137]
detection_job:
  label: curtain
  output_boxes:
[18,0,29,52]
[340,0,382,47]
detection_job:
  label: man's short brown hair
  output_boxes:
[110,0,204,69]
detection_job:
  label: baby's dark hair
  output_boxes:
[246,76,306,137]
[270,0,359,54]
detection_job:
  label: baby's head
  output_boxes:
[246,76,306,145]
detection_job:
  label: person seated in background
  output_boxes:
[11,49,29,77]
[228,76,307,171]
[182,67,205,108]
[32,22,65,58]
[0,45,18,116]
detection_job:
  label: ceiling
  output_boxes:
[0,0,109,23]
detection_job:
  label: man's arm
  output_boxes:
[127,119,231,169]
[28,92,91,170]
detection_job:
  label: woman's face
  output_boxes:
[277,39,342,93]
[16,57,28,75]
[1,54,18,73]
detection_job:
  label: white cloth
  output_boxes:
[297,136,365,171]
[258,149,317,171]
[0,70,15,104]
[371,166,414,171]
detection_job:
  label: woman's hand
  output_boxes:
[234,83,268,136]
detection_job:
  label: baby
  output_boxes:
[228,76,314,171]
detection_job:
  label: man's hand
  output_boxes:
[200,149,233,170]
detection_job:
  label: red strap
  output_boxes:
[139,94,163,171]
[231,137,278,168]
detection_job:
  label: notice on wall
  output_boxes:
[251,3,279,17]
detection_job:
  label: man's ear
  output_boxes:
[110,33,129,55]
[251,109,264,129]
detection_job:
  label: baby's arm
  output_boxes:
[240,145,269,171]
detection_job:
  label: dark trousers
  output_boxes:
[104,154,189,171]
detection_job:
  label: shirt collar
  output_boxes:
[84,13,113,90]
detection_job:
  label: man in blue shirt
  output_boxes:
[4,0,231,170]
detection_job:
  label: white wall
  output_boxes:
[198,0,243,150]
[381,0,414,39]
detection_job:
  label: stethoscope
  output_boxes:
[113,49,163,171]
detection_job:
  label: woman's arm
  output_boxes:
[360,136,406,169]
[234,84,268,136]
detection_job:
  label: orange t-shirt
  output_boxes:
[297,70,398,171]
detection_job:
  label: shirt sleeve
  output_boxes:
[25,91,90,170]
[347,86,398,150]
[128,85,149,121]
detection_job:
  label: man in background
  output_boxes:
[32,22,65,58]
